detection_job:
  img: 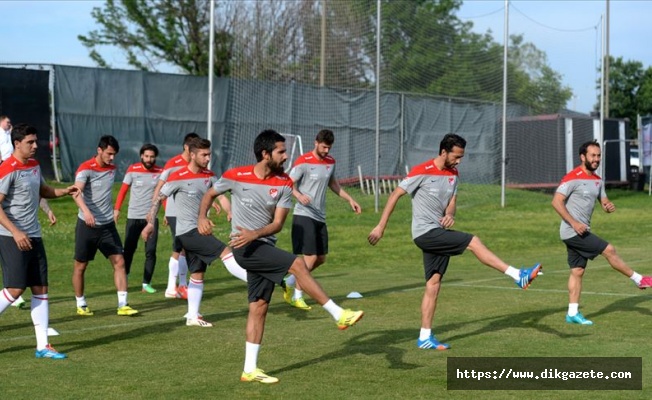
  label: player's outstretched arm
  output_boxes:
[368,186,407,245]
[329,177,361,214]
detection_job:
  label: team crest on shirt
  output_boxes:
[448,177,455,185]
[595,182,600,187]
[204,179,211,187]
[269,188,278,198]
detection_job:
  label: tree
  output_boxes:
[78,0,232,76]
[598,56,652,137]
[360,0,571,113]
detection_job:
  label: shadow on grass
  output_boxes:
[271,281,428,322]
[273,306,586,375]
[586,294,652,321]
[441,306,588,343]
[272,328,423,373]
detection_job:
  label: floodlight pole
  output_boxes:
[500,0,509,208]
[320,0,327,87]
[207,0,215,169]
[599,14,605,179]
[374,0,381,212]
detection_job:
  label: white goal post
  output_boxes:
[280,133,304,173]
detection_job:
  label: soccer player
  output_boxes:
[283,129,361,310]
[141,137,247,327]
[152,133,199,300]
[0,123,79,358]
[198,129,364,384]
[552,139,652,326]
[368,133,541,350]
[0,115,55,309]
[72,135,138,317]
[114,143,163,294]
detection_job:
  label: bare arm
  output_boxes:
[39,198,56,226]
[0,193,32,250]
[198,187,220,235]
[367,186,407,245]
[329,177,361,214]
[291,178,311,205]
[439,194,457,229]
[217,194,232,221]
[229,207,290,249]
[71,181,97,227]
[600,196,616,213]
[551,192,589,236]
[141,191,167,240]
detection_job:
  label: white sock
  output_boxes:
[178,255,188,287]
[285,274,296,287]
[419,328,432,341]
[568,303,579,317]
[293,289,304,301]
[630,272,642,285]
[0,289,16,314]
[221,253,248,282]
[117,291,128,308]
[243,341,260,373]
[167,257,179,293]
[187,278,203,319]
[31,293,49,350]
[75,296,87,308]
[322,299,343,321]
[504,266,520,281]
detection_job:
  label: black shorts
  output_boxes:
[74,219,123,262]
[166,216,183,253]
[413,228,473,282]
[233,240,296,303]
[0,236,48,288]
[562,232,609,268]
[177,229,227,274]
[291,215,328,256]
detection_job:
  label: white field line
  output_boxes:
[3,261,650,343]
[0,310,240,343]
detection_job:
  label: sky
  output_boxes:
[1,0,650,114]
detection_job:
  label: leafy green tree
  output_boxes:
[362,0,570,113]
[78,0,232,76]
[598,56,652,137]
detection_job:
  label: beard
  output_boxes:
[269,160,285,174]
[584,159,599,172]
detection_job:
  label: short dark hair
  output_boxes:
[254,129,285,162]
[315,129,334,145]
[98,135,120,153]
[183,132,200,147]
[579,139,600,157]
[140,143,159,156]
[11,123,37,145]
[439,133,466,154]
[188,137,211,153]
